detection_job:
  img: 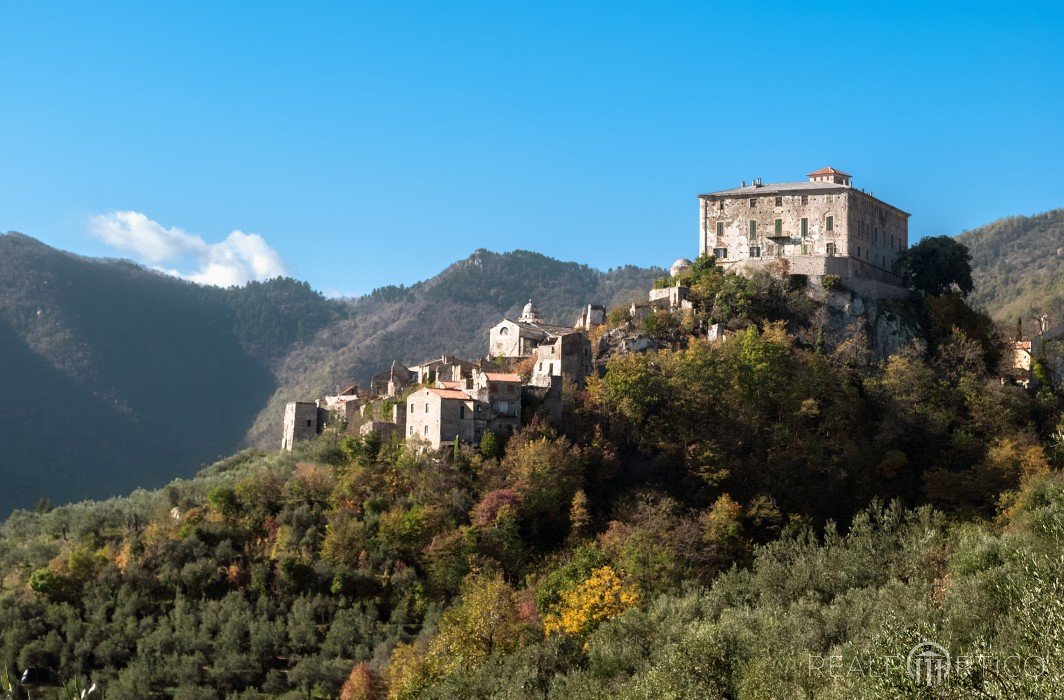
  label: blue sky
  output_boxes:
[1,2,1061,295]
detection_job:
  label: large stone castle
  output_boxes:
[699,167,909,285]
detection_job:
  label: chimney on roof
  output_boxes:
[753,178,763,187]
[741,180,746,187]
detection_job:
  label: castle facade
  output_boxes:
[699,167,909,284]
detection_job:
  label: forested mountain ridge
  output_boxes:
[0,251,1060,698]
[957,208,1064,326]
[0,232,337,516]
[0,234,658,513]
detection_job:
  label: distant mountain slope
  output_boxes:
[0,234,659,512]
[243,249,661,447]
[958,209,1064,325]
[0,233,335,515]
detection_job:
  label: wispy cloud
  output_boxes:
[89,211,288,287]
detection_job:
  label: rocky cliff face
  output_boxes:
[592,280,923,370]
[820,287,922,360]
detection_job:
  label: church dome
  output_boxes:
[670,258,693,278]
[520,299,540,321]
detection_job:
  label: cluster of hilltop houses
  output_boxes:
[281,165,1060,450]
[282,299,606,450]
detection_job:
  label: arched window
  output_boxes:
[499,326,509,336]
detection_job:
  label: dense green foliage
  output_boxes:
[1,251,1061,698]
[957,208,1064,324]
[895,235,974,297]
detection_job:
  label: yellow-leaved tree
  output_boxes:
[386,571,522,699]
[542,565,639,636]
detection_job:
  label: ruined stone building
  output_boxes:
[529,331,593,388]
[360,402,407,443]
[409,355,478,385]
[281,401,326,451]
[698,167,909,285]
[470,371,522,435]
[574,304,606,330]
[368,361,416,398]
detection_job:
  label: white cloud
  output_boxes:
[89,211,288,287]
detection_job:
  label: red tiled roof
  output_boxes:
[483,372,521,382]
[438,381,460,389]
[426,388,471,400]
[807,166,851,177]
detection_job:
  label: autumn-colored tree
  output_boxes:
[500,426,585,547]
[542,565,639,636]
[427,571,522,673]
[341,662,383,700]
[385,640,430,700]
[568,490,591,541]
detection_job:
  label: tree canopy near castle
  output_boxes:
[895,235,975,297]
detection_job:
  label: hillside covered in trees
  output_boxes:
[0,233,337,516]
[0,235,657,514]
[1,256,1061,698]
[958,208,1064,327]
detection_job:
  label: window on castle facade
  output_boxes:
[713,247,728,259]
[801,195,809,205]
[774,218,782,235]
[749,220,757,239]
[801,218,808,237]
[826,215,833,231]
[826,242,836,256]
[801,244,808,255]
[749,198,756,208]
[775,196,782,207]
[716,221,724,238]
[750,246,761,258]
